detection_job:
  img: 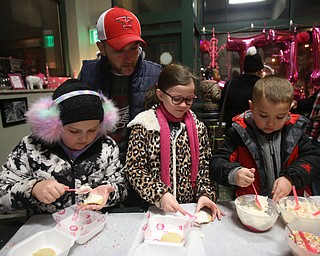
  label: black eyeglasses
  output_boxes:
[162,90,197,105]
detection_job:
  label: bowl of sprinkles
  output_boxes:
[285,219,320,255]
[278,196,320,224]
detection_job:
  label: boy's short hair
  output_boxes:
[252,74,294,105]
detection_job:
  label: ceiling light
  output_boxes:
[229,0,266,4]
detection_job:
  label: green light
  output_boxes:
[89,29,99,44]
[44,35,54,48]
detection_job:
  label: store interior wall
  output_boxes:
[0,91,54,169]
[65,0,112,77]
[0,1,112,166]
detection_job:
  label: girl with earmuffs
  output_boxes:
[0,79,128,214]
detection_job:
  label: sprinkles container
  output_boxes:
[285,219,320,256]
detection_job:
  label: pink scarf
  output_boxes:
[156,103,199,189]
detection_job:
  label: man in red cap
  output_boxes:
[95,6,149,76]
[79,6,161,210]
[79,6,160,154]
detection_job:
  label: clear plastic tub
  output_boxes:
[7,229,74,256]
[235,194,278,232]
[144,215,192,243]
[285,219,320,256]
[278,196,320,224]
[7,207,107,255]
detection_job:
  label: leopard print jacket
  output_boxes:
[0,135,128,214]
[125,108,216,207]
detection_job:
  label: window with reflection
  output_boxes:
[0,0,64,78]
[201,30,313,89]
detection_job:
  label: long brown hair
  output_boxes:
[143,63,197,109]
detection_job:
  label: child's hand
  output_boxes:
[32,179,66,204]
[160,192,186,215]
[78,185,115,211]
[236,168,255,187]
[196,196,225,221]
[272,177,292,202]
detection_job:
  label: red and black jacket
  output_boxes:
[210,111,320,197]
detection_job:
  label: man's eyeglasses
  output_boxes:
[162,90,197,105]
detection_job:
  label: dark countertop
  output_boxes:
[0,216,29,250]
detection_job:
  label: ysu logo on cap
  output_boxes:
[116,16,134,30]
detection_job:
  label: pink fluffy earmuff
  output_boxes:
[25,91,119,144]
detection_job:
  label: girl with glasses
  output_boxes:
[125,63,224,221]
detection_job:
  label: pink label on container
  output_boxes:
[156,223,165,230]
[70,225,79,231]
[142,223,148,231]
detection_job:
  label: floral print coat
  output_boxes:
[0,135,128,214]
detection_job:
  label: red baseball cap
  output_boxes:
[96,6,147,50]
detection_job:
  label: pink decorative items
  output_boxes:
[296,31,310,44]
[200,40,211,53]
[226,31,267,73]
[268,29,298,83]
[311,27,320,84]
[208,28,226,69]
